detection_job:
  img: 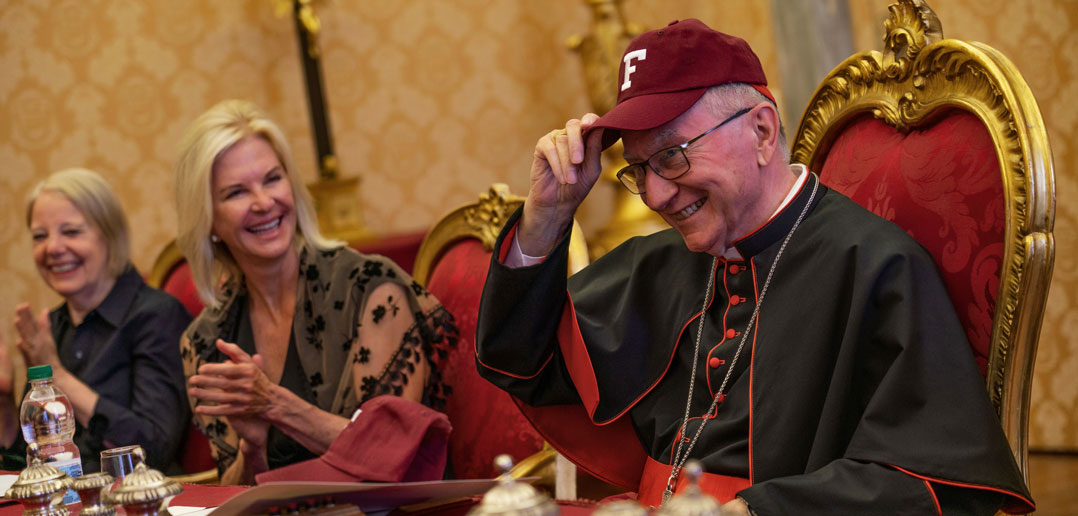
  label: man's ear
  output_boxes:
[752,103,781,167]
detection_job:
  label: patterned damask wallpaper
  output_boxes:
[0,1,1073,449]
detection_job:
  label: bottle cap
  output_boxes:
[27,365,53,381]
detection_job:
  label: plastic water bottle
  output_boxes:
[20,364,83,505]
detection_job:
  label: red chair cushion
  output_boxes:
[352,231,427,274]
[426,239,544,479]
[818,110,1003,375]
[161,261,205,318]
[180,422,216,474]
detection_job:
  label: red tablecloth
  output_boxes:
[0,484,597,516]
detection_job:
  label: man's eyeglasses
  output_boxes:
[616,107,753,195]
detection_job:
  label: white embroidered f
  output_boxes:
[621,49,647,91]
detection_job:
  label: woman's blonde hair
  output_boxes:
[174,99,341,308]
[26,167,131,278]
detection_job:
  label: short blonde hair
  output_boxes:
[26,168,131,278]
[173,99,341,308]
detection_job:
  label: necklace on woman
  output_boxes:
[662,177,819,505]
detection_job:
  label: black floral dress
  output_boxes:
[180,244,457,473]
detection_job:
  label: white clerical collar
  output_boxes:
[722,164,809,260]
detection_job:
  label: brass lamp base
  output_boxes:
[307,176,375,243]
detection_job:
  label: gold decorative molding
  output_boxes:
[414,184,589,287]
[463,183,522,251]
[566,0,642,116]
[792,0,1055,482]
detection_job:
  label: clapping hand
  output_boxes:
[188,339,273,450]
[13,303,59,368]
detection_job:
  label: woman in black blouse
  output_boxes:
[0,168,191,473]
[174,100,455,485]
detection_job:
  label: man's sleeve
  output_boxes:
[475,208,581,407]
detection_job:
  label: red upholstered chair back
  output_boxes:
[817,110,1002,374]
[351,230,427,274]
[414,184,589,480]
[148,240,205,318]
[147,240,216,482]
[791,0,1054,487]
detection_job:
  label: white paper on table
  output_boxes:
[207,478,500,516]
[168,506,215,516]
[0,474,18,498]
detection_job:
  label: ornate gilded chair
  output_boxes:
[147,240,205,319]
[413,184,589,487]
[147,241,217,484]
[791,0,1054,496]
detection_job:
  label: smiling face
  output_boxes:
[622,103,769,256]
[30,191,114,308]
[210,135,297,270]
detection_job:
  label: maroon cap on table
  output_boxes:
[592,18,774,149]
[255,396,452,484]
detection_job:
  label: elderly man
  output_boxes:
[475,19,1033,515]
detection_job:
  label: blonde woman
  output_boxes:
[175,100,456,485]
[0,168,190,473]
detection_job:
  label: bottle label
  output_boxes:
[52,458,83,505]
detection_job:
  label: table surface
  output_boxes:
[0,483,598,516]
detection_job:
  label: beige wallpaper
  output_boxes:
[0,1,1073,449]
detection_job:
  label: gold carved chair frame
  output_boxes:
[413,183,589,497]
[791,0,1055,481]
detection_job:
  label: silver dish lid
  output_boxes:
[467,455,559,516]
[4,457,72,501]
[71,472,113,492]
[106,463,182,506]
[655,461,724,516]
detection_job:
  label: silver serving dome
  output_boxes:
[655,461,724,516]
[4,456,73,516]
[106,463,182,516]
[467,454,559,516]
[72,472,116,516]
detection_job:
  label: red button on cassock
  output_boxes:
[730,296,741,306]
[725,329,736,339]
[728,265,740,274]
[709,357,720,368]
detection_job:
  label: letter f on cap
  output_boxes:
[621,49,647,91]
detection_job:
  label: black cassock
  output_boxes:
[477,172,1033,515]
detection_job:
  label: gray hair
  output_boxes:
[700,83,789,164]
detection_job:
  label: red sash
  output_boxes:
[637,456,751,507]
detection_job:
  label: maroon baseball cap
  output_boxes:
[255,396,452,484]
[591,19,774,149]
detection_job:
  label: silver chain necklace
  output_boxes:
[662,177,819,505]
